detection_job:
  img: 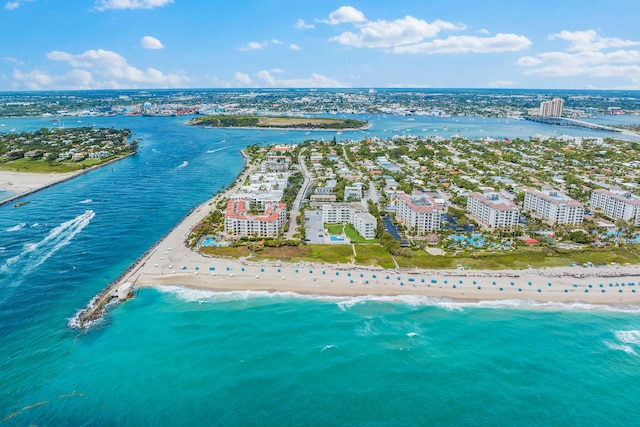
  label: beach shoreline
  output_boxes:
[108,188,640,308]
[0,153,135,206]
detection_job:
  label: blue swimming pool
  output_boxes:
[202,237,229,247]
[330,235,345,242]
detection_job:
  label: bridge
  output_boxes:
[524,116,622,133]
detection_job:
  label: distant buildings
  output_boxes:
[322,202,376,239]
[467,189,520,230]
[395,191,441,233]
[590,188,640,226]
[539,98,564,117]
[523,186,584,225]
[224,199,287,238]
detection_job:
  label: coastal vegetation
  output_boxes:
[0,127,135,173]
[189,115,367,130]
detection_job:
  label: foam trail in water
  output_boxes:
[0,210,95,275]
[79,199,92,204]
[206,147,228,154]
[6,223,26,232]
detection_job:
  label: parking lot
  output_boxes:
[304,209,325,244]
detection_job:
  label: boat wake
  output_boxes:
[177,161,189,169]
[6,223,26,232]
[206,147,227,154]
[79,199,93,204]
[0,210,95,275]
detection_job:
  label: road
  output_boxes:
[285,147,312,240]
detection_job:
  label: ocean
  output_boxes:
[2,112,640,425]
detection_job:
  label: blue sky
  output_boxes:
[2,0,639,90]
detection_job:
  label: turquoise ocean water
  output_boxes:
[2,113,640,425]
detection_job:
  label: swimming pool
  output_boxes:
[330,235,345,242]
[202,237,230,247]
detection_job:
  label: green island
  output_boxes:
[0,127,136,173]
[189,114,368,130]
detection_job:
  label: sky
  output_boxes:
[1,0,640,91]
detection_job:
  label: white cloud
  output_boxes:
[295,18,314,29]
[94,0,173,10]
[13,48,188,90]
[2,56,23,64]
[257,70,276,86]
[518,29,640,86]
[478,29,490,35]
[488,80,517,88]
[223,70,345,88]
[331,16,465,48]
[140,36,164,50]
[289,43,301,51]
[5,1,19,10]
[233,72,252,86]
[393,33,531,54]
[549,30,640,52]
[320,6,366,25]
[239,39,283,51]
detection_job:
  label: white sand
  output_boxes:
[116,188,640,307]
[0,171,76,194]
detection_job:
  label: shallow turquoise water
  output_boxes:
[2,113,640,425]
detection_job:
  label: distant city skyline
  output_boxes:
[2,0,640,91]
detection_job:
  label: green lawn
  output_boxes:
[344,224,379,244]
[395,246,640,270]
[201,240,640,270]
[0,156,116,173]
[326,224,343,234]
[354,244,395,268]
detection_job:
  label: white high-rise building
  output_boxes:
[523,186,584,225]
[322,203,376,239]
[467,189,520,230]
[590,188,640,226]
[539,98,564,117]
[224,199,287,238]
[395,191,441,233]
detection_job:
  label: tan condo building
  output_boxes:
[523,186,584,225]
[467,189,520,230]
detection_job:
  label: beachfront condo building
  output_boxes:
[590,188,640,226]
[395,191,441,233]
[523,186,584,225]
[539,98,564,117]
[322,202,376,239]
[224,198,287,238]
[467,189,520,230]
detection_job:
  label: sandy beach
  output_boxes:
[117,192,640,307]
[0,170,76,196]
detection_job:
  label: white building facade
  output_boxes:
[590,188,640,226]
[467,190,520,230]
[395,191,441,233]
[224,199,287,238]
[322,203,376,239]
[523,186,584,225]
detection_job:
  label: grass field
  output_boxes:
[395,246,640,270]
[326,224,343,234]
[354,244,395,268]
[0,156,115,173]
[201,241,640,270]
[201,244,354,264]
